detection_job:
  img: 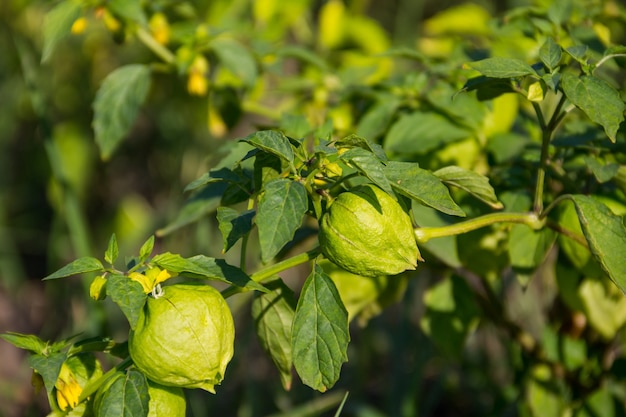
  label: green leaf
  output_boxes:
[105,234,119,265]
[420,275,480,358]
[216,207,255,253]
[93,64,152,160]
[211,38,258,88]
[28,351,68,395]
[291,265,349,392]
[156,182,228,236]
[106,274,147,330]
[569,195,626,292]
[280,113,312,138]
[579,386,616,417]
[257,179,308,263]
[508,225,556,283]
[186,255,267,292]
[0,332,47,354]
[561,73,625,142]
[466,57,537,78]
[336,134,388,162]
[107,0,147,25]
[138,235,154,262]
[41,0,81,63]
[583,156,620,183]
[384,112,471,155]
[539,37,562,71]
[185,167,247,193]
[251,278,297,390]
[339,147,393,196]
[579,278,626,340]
[254,152,283,193]
[242,130,294,164]
[356,97,400,140]
[95,369,150,417]
[44,257,104,280]
[384,161,465,217]
[434,165,502,209]
[526,365,566,417]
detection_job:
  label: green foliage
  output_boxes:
[3,0,626,415]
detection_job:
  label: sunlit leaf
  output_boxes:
[107,274,147,330]
[339,147,393,196]
[434,165,502,209]
[466,57,537,78]
[242,130,295,164]
[105,234,119,265]
[44,257,104,280]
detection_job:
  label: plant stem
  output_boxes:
[135,27,176,65]
[414,212,543,243]
[221,247,321,298]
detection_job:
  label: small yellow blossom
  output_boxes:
[55,363,82,411]
[129,267,177,294]
[187,55,210,96]
[149,12,170,45]
[71,17,87,35]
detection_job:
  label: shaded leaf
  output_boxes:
[356,96,400,140]
[185,167,248,193]
[561,73,625,142]
[385,161,465,217]
[41,0,81,63]
[28,351,68,395]
[186,255,267,292]
[434,165,502,209]
[242,130,294,163]
[106,274,147,330]
[569,195,626,292]
[257,179,308,263]
[508,225,556,282]
[217,207,255,253]
[466,57,537,78]
[336,134,388,162]
[93,65,152,160]
[95,369,149,417]
[44,257,104,280]
[211,38,258,87]
[252,278,297,390]
[583,156,620,183]
[292,265,349,392]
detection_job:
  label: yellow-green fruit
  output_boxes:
[147,380,186,417]
[319,184,420,277]
[129,284,235,393]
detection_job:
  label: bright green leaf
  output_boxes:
[186,255,267,292]
[508,225,556,275]
[243,130,294,164]
[569,195,626,292]
[252,278,297,390]
[466,57,537,78]
[44,257,104,280]
[335,134,388,162]
[93,65,152,160]
[106,274,147,330]
[0,332,47,354]
[257,179,308,263]
[105,234,119,265]
[527,365,566,417]
[434,165,502,209]
[579,278,626,340]
[41,0,81,63]
[561,73,625,142]
[539,37,562,71]
[385,161,465,217]
[292,265,349,392]
[138,235,155,262]
[216,207,255,253]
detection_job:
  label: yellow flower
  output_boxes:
[55,363,82,411]
[71,17,87,35]
[129,267,177,294]
[149,12,170,45]
[187,55,210,96]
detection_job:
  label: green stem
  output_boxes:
[221,247,321,298]
[135,27,176,65]
[414,212,543,243]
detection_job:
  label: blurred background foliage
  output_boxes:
[1,0,626,416]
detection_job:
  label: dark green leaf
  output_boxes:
[539,37,562,71]
[420,275,480,358]
[156,181,228,236]
[252,278,297,390]
[44,257,104,280]
[243,130,294,164]
[186,255,267,292]
[434,166,502,209]
[93,64,152,160]
[561,74,625,142]
[339,147,393,196]
[570,195,626,292]
[385,161,465,217]
[565,45,588,64]
[28,351,67,395]
[107,0,147,25]
[217,207,255,253]
[466,57,537,78]
[105,234,119,265]
[257,179,308,263]
[292,265,349,392]
[41,0,81,63]
[138,235,154,262]
[584,156,620,183]
[462,76,516,100]
[106,274,147,330]
[95,369,149,417]
[335,134,388,162]
[254,152,283,192]
[0,332,47,354]
[384,112,471,155]
[185,167,247,193]
[211,38,258,87]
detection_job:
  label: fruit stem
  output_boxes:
[414,212,544,243]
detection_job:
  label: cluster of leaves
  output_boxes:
[4,0,626,416]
